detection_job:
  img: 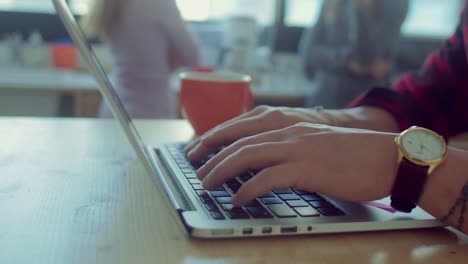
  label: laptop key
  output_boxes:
[169,150,180,156]
[239,172,253,182]
[267,204,297,218]
[200,192,213,204]
[278,193,300,200]
[259,197,283,205]
[226,178,241,186]
[226,182,242,193]
[210,191,231,197]
[192,183,204,190]
[205,203,219,211]
[220,203,234,211]
[175,143,187,150]
[225,207,250,219]
[309,200,334,208]
[245,206,273,219]
[215,197,232,204]
[196,190,206,196]
[286,200,309,207]
[317,207,345,216]
[174,158,186,164]
[273,189,293,194]
[184,172,197,179]
[301,194,325,202]
[188,178,202,185]
[226,178,241,184]
[199,193,227,219]
[213,186,227,192]
[294,207,320,217]
[190,161,204,170]
[209,210,225,220]
[178,163,191,169]
[182,168,194,174]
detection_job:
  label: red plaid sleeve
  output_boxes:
[349,5,468,139]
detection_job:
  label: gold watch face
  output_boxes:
[398,127,447,164]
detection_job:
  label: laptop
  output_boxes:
[52,0,444,238]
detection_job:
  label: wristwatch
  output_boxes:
[391,126,447,212]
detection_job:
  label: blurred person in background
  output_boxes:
[299,0,408,108]
[84,0,199,118]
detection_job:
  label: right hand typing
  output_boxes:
[184,105,337,162]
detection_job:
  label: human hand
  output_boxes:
[369,59,392,81]
[195,123,398,207]
[184,105,338,162]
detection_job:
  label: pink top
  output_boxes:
[99,0,199,118]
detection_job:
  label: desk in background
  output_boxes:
[0,117,466,264]
[0,68,312,118]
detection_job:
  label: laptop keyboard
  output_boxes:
[165,143,345,220]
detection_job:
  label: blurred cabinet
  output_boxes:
[0,90,60,116]
[0,68,99,117]
[74,91,102,117]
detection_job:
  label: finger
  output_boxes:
[183,137,201,155]
[201,141,289,191]
[187,116,270,162]
[183,107,266,154]
[197,129,286,179]
[231,164,301,207]
[184,107,265,154]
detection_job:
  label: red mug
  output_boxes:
[50,43,77,70]
[179,71,254,136]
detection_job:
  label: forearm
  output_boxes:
[419,147,468,234]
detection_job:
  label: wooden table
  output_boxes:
[0,118,466,264]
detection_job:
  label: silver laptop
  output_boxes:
[52,0,444,238]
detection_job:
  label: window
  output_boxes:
[3,0,463,39]
[285,0,323,27]
[0,0,89,14]
[0,0,54,13]
[68,0,277,25]
[176,0,276,25]
[284,0,462,38]
[70,0,91,15]
[401,0,462,38]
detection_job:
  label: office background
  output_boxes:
[0,0,463,116]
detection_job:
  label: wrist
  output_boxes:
[332,106,400,132]
[418,147,468,220]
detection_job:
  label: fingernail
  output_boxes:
[201,178,213,191]
[183,146,191,154]
[187,144,201,160]
[230,195,242,207]
[196,165,208,179]
[187,150,194,160]
[184,141,197,153]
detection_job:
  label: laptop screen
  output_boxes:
[52,0,152,167]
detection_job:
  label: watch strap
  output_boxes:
[390,158,429,213]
